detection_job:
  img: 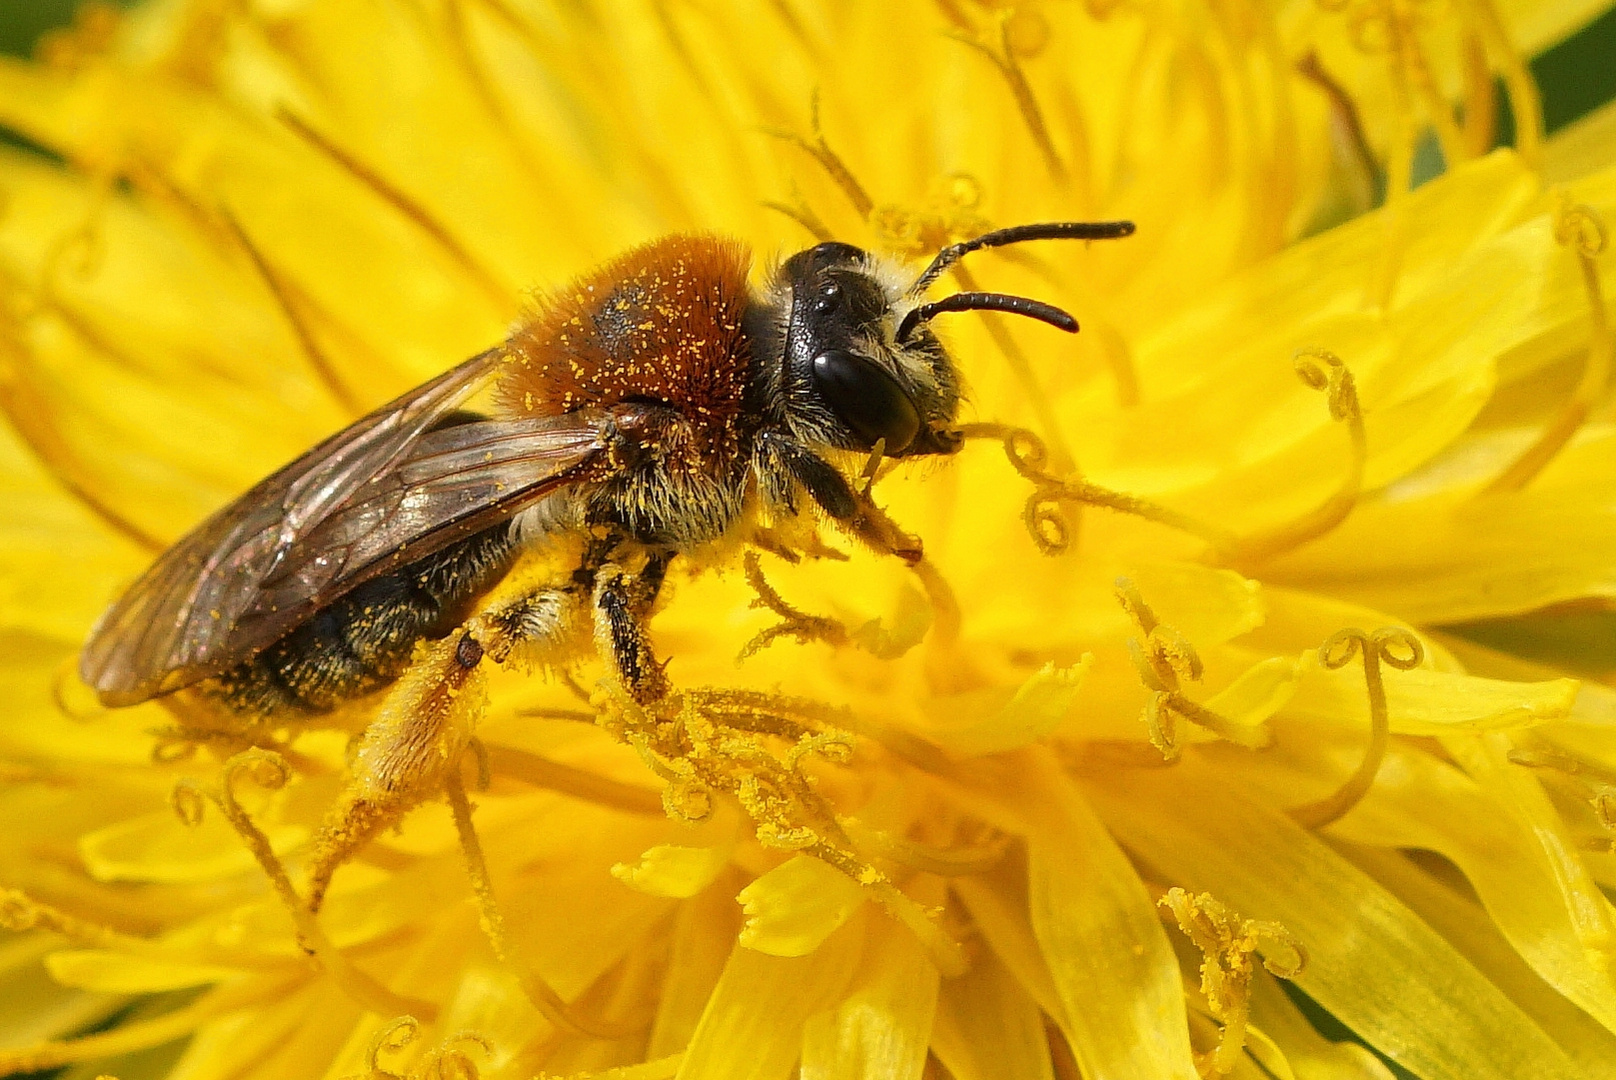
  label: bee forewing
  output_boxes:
[79,349,621,706]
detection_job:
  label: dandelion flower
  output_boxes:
[2,2,1615,1079]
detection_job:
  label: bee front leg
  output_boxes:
[760,432,923,563]
[592,554,672,705]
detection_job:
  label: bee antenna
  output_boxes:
[906,220,1136,297]
[896,291,1078,342]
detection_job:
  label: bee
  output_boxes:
[79,219,1133,907]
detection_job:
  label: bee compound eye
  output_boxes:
[810,350,922,455]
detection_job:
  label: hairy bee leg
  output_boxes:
[304,629,488,911]
[304,577,597,909]
[592,557,672,705]
[760,432,923,563]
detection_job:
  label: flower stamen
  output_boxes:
[959,424,1236,557]
[1458,30,1498,157]
[480,742,664,815]
[945,13,1068,185]
[761,91,874,219]
[173,750,439,1021]
[1296,51,1380,213]
[1466,0,1543,170]
[1299,52,1376,215]
[350,1015,495,1080]
[359,1016,421,1080]
[1289,627,1423,829]
[949,261,1078,471]
[739,550,855,658]
[533,1054,684,1080]
[443,765,634,1037]
[597,685,965,971]
[416,1030,494,1080]
[799,839,967,975]
[870,174,1085,465]
[1507,746,1616,851]
[1482,199,1610,494]
[1395,6,1469,169]
[222,208,365,416]
[739,550,927,661]
[840,819,1009,876]
[1221,349,1366,565]
[1159,887,1306,1078]
[0,324,164,552]
[761,193,835,242]
[440,0,553,190]
[1376,11,1417,309]
[276,109,513,312]
[1117,578,1271,761]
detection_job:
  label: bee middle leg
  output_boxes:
[592,551,672,705]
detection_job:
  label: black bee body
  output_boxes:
[205,525,519,717]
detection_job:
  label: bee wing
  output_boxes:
[80,350,627,705]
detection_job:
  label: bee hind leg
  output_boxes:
[303,626,491,912]
[303,578,590,911]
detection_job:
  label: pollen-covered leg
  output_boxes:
[592,556,672,704]
[305,573,591,909]
[305,629,488,911]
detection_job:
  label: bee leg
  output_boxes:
[761,432,923,563]
[305,627,489,912]
[592,555,672,705]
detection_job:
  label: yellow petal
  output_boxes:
[1344,843,1616,1075]
[1017,750,1199,1080]
[613,844,734,899]
[44,950,238,993]
[1089,759,1588,1080]
[1082,153,1540,525]
[0,934,122,1050]
[648,875,742,1060]
[78,811,308,885]
[1546,98,1616,183]
[675,914,863,1080]
[799,912,939,1080]
[0,424,144,641]
[931,944,1055,1080]
[737,855,867,958]
[951,862,1068,1028]
[1193,655,1302,738]
[1284,660,1578,734]
[1245,966,1395,1080]
[1445,734,1616,964]
[922,659,1091,758]
[1210,736,1616,1038]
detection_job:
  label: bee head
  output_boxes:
[777,240,961,458]
[770,221,1134,459]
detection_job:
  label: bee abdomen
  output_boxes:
[205,526,517,717]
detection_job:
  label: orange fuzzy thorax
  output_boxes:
[496,235,755,436]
